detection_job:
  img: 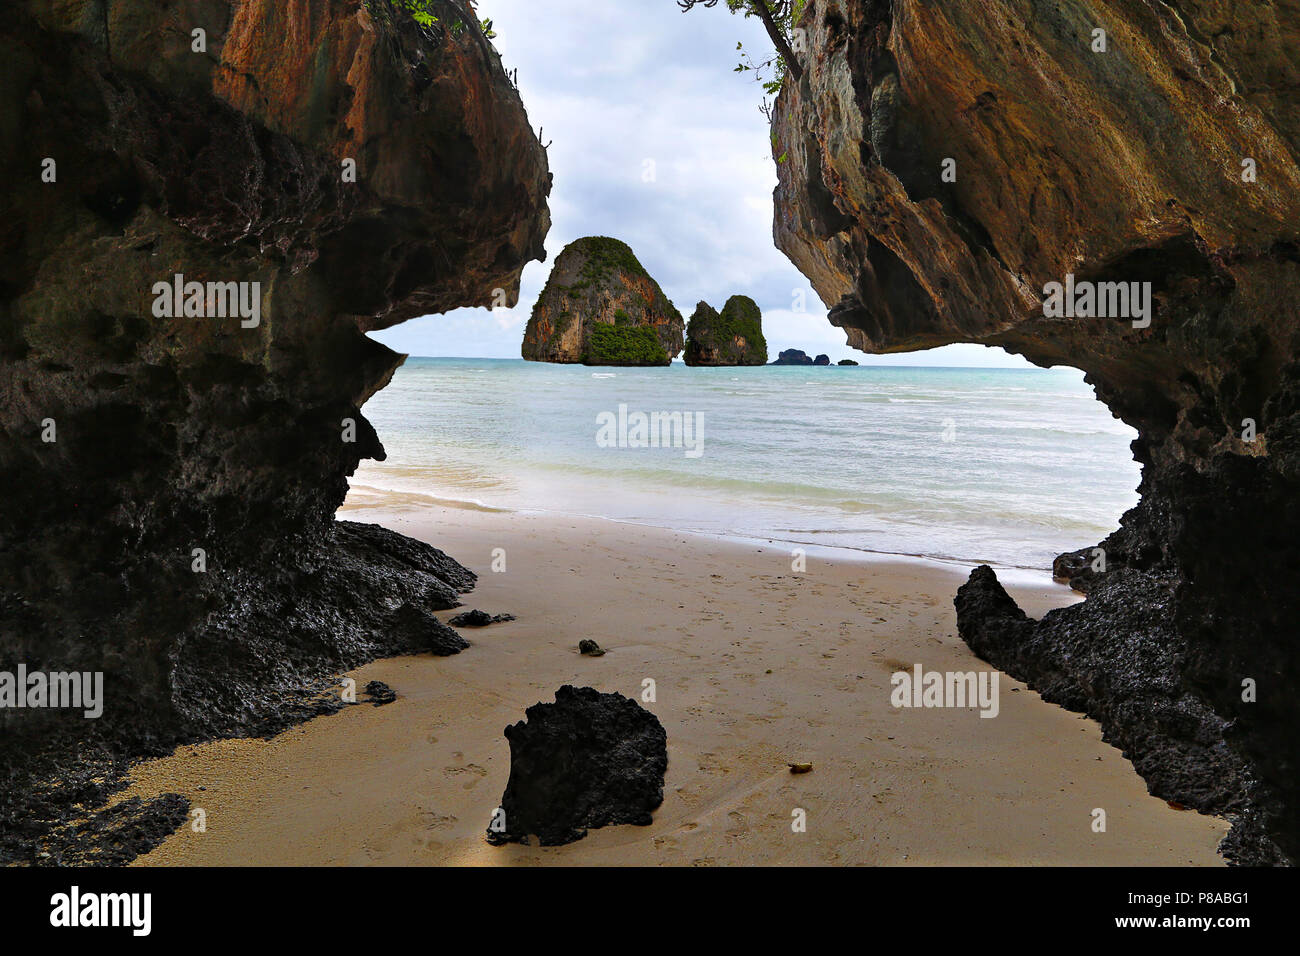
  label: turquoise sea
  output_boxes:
[347,358,1140,572]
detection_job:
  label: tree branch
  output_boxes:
[749,0,803,81]
[678,0,804,82]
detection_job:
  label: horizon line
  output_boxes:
[399,355,1063,371]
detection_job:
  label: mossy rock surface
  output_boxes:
[522,237,683,365]
[586,324,669,366]
[683,295,768,366]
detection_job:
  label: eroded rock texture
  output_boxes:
[522,236,684,365]
[684,295,769,366]
[487,685,668,847]
[0,0,549,861]
[773,0,1300,863]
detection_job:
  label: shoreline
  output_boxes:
[343,482,1081,582]
[116,505,1228,866]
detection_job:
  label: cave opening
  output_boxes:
[346,344,1142,586]
[6,0,1297,870]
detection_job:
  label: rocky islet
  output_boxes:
[521,237,684,366]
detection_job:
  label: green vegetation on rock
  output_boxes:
[523,236,685,365]
[685,294,768,365]
[368,0,496,38]
[585,323,670,366]
[571,236,652,283]
[544,237,669,300]
[718,295,766,355]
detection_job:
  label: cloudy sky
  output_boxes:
[369,0,1031,368]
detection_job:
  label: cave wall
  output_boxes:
[0,0,550,752]
[773,0,1300,863]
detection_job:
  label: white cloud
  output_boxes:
[371,1,1031,368]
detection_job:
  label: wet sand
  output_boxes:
[123,504,1228,866]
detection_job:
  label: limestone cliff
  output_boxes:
[0,0,550,862]
[773,0,1300,864]
[522,237,684,365]
[684,296,768,366]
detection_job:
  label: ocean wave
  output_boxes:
[357,358,1139,568]
[342,482,510,514]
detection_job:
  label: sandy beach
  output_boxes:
[122,502,1228,866]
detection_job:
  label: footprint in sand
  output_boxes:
[443,763,489,789]
[725,810,749,841]
[697,754,732,776]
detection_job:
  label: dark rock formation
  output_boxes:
[0,0,549,863]
[486,685,667,846]
[2,519,476,863]
[390,600,470,656]
[772,348,815,366]
[956,565,1281,865]
[363,681,397,707]
[522,237,683,365]
[684,296,769,366]
[1052,546,1104,594]
[448,609,516,628]
[838,359,859,366]
[773,0,1300,863]
[578,639,606,657]
[31,794,192,868]
[813,353,831,366]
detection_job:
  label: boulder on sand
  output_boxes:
[486,685,668,846]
